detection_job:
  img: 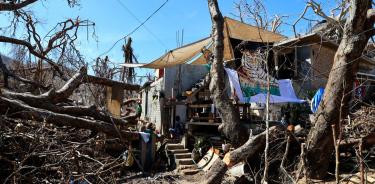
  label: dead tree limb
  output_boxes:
[84,75,140,91]
[204,127,279,184]
[1,90,136,126]
[0,55,49,89]
[0,96,138,140]
[0,0,38,11]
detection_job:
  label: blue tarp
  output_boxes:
[311,88,324,113]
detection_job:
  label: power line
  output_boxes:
[115,0,168,49]
[99,0,169,57]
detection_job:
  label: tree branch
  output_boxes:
[0,35,67,80]
[0,54,49,89]
[0,0,38,11]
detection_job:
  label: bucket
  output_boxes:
[228,162,250,177]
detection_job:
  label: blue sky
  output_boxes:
[0,0,335,82]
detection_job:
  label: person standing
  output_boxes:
[136,99,142,118]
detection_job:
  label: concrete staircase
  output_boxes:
[165,143,200,175]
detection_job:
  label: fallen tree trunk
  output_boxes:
[1,89,136,126]
[204,127,279,184]
[84,75,140,91]
[0,96,139,140]
[1,65,140,104]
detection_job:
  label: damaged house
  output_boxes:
[133,17,287,140]
[131,18,375,149]
[272,33,375,102]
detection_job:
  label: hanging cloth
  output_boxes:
[224,68,244,102]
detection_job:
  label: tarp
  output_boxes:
[247,93,305,104]
[224,17,286,43]
[224,66,304,104]
[140,17,286,68]
[225,68,244,102]
[311,88,324,113]
[278,79,298,99]
[119,63,148,68]
[143,37,211,69]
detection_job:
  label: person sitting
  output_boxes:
[169,116,184,139]
[280,111,290,127]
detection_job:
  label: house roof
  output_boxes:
[273,33,375,68]
[125,17,286,69]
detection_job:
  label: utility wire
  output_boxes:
[99,0,169,57]
[115,0,168,49]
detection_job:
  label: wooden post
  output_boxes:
[294,47,298,77]
[106,86,124,118]
[359,139,364,184]
[140,133,156,172]
[332,125,339,184]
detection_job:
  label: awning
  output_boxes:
[224,17,286,43]
[125,17,286,68]
[119,63,148,68]
[142,37,212,69]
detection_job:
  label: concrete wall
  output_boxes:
[311,45,335,89]
[140,64,208,131]
[140,78,164,131]
[164,64,209,98]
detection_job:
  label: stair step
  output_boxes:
[178,164,197,170]
[166,144,184,150]
[176,158,194,165]
[170,149,189,154]
[175,153,192,159]
[181,169,200,175]
[166,138,182,145]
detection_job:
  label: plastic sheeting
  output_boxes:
[224,17,285,42]
[143,37,211,69]
[311,88,324,113]
[225,68,244,102]
[224,67,304,104]
[278,79,298,99]
[247,93,305,104]
[142,17,285,68]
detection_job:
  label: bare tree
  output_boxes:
[293,0,350,39]
[0,0,95,86]
[232,0,286,33]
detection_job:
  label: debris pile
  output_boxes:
[0,117,131,183]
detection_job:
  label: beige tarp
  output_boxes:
[224,17,285,42]
[141,17,286,68]
[142,37,211,69]
[191,17,286,65]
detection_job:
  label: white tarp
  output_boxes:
[224,68,304,104]
[247,93,305,104]
[225,68,244,102]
